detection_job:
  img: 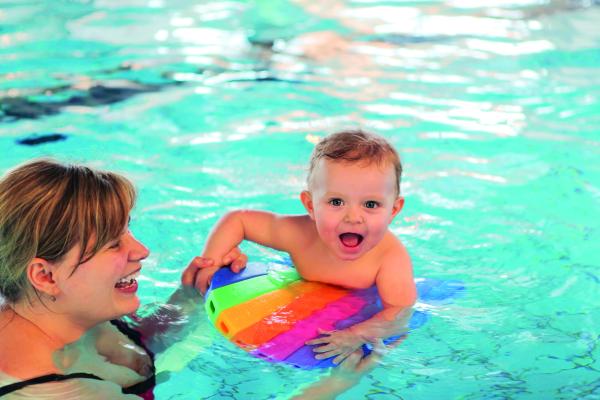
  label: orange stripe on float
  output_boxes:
[215,281,325,338]
[232,284,349,350]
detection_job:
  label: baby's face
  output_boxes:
[305,159,403,261]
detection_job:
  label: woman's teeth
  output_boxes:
[115,270,140,288]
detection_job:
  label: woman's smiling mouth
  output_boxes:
[115,269,140,291]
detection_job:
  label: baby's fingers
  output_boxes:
[314,348,344,360]
[312,343,338,353]
[231,253,248,273]
[221,247,248,273]
[305,334,333,346]
[221,247,240,265]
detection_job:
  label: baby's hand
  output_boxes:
[306,328,370,365]
[219,246,248,273]
[181,247,248,294]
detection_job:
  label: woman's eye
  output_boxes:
[329,198,344,207]
[364,200,379,209]
[109,241,121,249]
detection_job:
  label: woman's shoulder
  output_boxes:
[89,320,154,387]
[93,320,144,357]
[0,318,151,398]
[0,309,59,379]
[0,370,140,399]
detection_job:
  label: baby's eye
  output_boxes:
[364,200,380,209]
[108,240,121,250]
[329,198,344,207]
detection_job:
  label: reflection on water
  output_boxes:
[1,0,599,399]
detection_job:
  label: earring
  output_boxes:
[49,295,56,302]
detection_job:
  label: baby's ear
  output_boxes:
[300,191,315,220]
[390,196,405,220]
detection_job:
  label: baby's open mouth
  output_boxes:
[115,270,140,289]
[339,233,364,248]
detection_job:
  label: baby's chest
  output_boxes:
[292,255,378,289]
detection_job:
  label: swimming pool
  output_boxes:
[1,0,599,398]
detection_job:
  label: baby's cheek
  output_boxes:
[314,213,330,228]
[371,218,390,237]
[316,220,336,241]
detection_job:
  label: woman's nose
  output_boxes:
[125,232,150,261]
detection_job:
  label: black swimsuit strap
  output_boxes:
[0,372,103,397]
[109,319,156,395]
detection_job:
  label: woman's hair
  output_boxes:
[307,129,403,195]
[0,159,136,303]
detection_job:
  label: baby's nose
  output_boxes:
[343,208,364,224]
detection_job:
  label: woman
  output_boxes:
[0,159,249,399]
[0,159,377,399]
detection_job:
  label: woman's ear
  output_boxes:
[27,258,59,298]
[300,191,315,220]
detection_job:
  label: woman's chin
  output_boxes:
[113,294,141,317]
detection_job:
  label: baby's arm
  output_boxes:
[353,246,416,334]
[194,210,300,292]
[307,247,416,364]
[202,210,290,265]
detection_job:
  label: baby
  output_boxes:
[194,129,416,363]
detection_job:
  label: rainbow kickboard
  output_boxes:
[206,262,464,369]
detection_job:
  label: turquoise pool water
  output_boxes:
[1,0,599,398]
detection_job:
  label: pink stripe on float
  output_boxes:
[252,294,368,361]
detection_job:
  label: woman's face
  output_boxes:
[51,226,149,327]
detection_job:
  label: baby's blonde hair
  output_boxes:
[307,129,402,195]
[0,159,135,303]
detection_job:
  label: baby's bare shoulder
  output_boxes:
[380,232,411,266]
[264,214,318,254]
[376,234,416,306]
[278,213,312,225]
[278,214,317,237]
